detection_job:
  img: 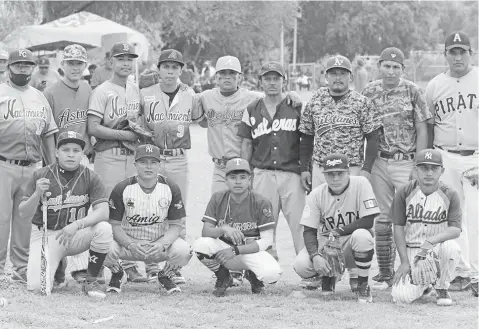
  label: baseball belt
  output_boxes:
[109,147,134,156]
[0,155,32,167]
[160,148,184,157]
[379,151,415,161]
[212,158,233,167]
[434,145,478,157]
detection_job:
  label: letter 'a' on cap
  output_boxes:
[379,47,405,65]
[325,55,352,73]
[134,144,162,162]
[215,55,242,74]
[416,149,443,166]
[157,49,184,67]
[445,31,471,51]
[225,158,251,175]
[322,153,350,172]
[57,131,86,149]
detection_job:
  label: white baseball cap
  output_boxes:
[215,56,241,73]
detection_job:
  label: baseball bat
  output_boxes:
[40,193,51,296]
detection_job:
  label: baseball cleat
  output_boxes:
[82,279,106,299]
[10,270,27,284]
[107,267,124,293]
[245,270,265,294]
[171,270,186,285]
[213,266,233,297]
[158,275,181,295]
[321,276,336,295]
[72,268,106,284]
[230,271,244,286]
[125,267,148,283]
[449,276,471,291]
[300,275,322,290]
[436,289,453,306]
[147,271,159,283]
[372,273,394,291]
[349,277,359,293]
[471,282,478,297]
[53,258,68,289]
[356,282,373,303]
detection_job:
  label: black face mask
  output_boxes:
[9,71,31,86]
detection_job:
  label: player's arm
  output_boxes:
[335,214,376,237]
[41,134,56,165]
[108,184,133,248]
[389,185,410,284]
[238,106,254,162]
[41,96,59,165]
[87,115,137,142]
[75,173,110,229]
[424,80,436,148]
[156,182,186,250]
[191,93,207,125]
[19,172,47,220]
[194,93,209,128]
[301,192,322,260]
[425,189,462,244]
[362,128,380,175]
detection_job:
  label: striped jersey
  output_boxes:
[109,175,185,241]
[202,190,274,238]
[389,180,462,247]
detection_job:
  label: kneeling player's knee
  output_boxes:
[257,266,282,284]
[351,229,374,250]
[391,278,423,304]
[91,221,113,253]
[168,239,193,267]
[293,252,313,279]
[192,237,216,256]
[438,240,461,260]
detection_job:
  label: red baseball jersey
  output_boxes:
[202,190,274,238]
[22,164,108,230]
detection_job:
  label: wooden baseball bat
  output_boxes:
[40,193,51,296]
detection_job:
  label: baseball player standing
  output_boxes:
[0,50,8,83]
[299,55,382,191]
[87,42,146,282]
[21,131,112,298]
[140,49,205,283]
[0,48,58,283]
[193,158,281,297]
[361,47,431,289]
[294,154,379,303]
[238,61,305,261]
[391,149,462,306]
[104,144,192,295]
[425,31,478,296]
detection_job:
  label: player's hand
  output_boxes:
[393,262,411,286]
[360,170,371,181]
[128,243,148,260]
[221,226,245,245]
[300,172,312,193]
[144,243,166,262]
[55,223,79,249]
[35,178,50,197]
[215,248,236,265]
[284,91,302,107]
[409,167,418,181]
[312,255,331,276]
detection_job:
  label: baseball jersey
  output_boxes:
[0,82,58,162]
[29,70,61,91]
[362,78,432,154]
[43,80,92,138]
[299,88,382,166]
[109,175,185,242]
[198,88,263,159]
[23,163,107,230]
[389,180,462,248]
[0,72,8,84]
[88,80,140,152]
[140,83,203,150]
[301,176,380,234]
[237,98,302,174]
[425,67,478,150]
[202,190,274,238]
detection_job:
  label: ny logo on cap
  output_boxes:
[453,33,462,42]
[122,43,129,51]
[334,58,343,66]
[268,63,276,69]
[145,145,153,153]
[425,152,432,160]
[67,131,76,138]
[234,159,242,166]
[168,51,177,59]
[391,54,396,58]
[18,50,26,57]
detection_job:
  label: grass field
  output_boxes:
[1,96,478,329]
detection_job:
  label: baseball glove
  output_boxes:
[319,231,345,277]
[139,69,160,89]
[117,119,153,152]
[410,249,440,286]
[463,166,479,189]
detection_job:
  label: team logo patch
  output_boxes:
[144,96,155,102]
[326,159,342,167]
[334,58,343,66]
[391,54,396,58]
[126,198,135,208]
[108,199,116,210]
[425,152,432,160]
[158,198,169,208]
[174,200,183,209]
[363,199,378,209]
[263,207,272,218]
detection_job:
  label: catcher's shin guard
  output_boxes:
[374,222,395,281]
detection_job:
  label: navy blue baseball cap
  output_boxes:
[323,154,350,172]
[57,131,86,149]
[110,42,138,58]
[157,49,184,67]
[135,144,161,161]
[225,158,251,175]
[416,149,443,166]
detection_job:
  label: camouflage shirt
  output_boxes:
[362,79,431,154]
[299,88,382,166]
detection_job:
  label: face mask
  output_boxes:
[9,71,31,86]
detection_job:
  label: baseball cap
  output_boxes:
[157,49,184,67]
[416,149,443,166]
[323,154,350,172]
[134,144,161,162]
[0,50,8,60]
[260,61,285,77]
[63,44,87,63]
[216,56,241,73]
[326,55,352,73]
[225,158,251,175]
[38,57,50,67]
[7,48,35,66]
[57,131,86,149]
[445,31,471,51]
[379,47,405,65]
[110,42,138,58]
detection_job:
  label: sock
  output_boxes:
[353,249,374,278]
[87,250,107,279]
[158,262,180,278]
[196,252,221,273]
[358,276,368,285]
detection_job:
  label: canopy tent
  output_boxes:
[1,12,150,61]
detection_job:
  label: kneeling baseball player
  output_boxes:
[194,158,282,297]
[293,154,379,303]
[391,149,462,306]
[22,131,112,298]
[103,144,192,295]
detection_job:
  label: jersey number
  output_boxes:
[177,124,184,138]
[68,207,86,223]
